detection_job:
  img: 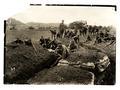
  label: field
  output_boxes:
[6,29,51,44]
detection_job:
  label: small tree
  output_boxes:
[28,26,34,29]
[69,20,87,29]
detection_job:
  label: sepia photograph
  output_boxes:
[4,6,116,85]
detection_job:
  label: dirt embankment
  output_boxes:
[4,40,115,85]
[27,66,94,84]
[4,43,59,84]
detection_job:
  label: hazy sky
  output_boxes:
[12,6,116,26]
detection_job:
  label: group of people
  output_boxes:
[50,20,115,46]
[12,38,32,46]
[39,20,79,58]
[39,36,58,50]
[39,35,78,59]
[39,35,79,67]
[94,31,116,45]
[12,20,115,60]
[12,19,115,63]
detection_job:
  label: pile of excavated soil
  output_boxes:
[66,47,107,67]
[4,43,58,84]
[4,40,115,85]
[27,65,94,84]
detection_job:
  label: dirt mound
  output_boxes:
[56,39,111,70]
[4,43,58,84]
[4,40,115,84]
[27,66,94,84]
[66,47,107,64]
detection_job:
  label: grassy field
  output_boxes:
[6,29,51,44]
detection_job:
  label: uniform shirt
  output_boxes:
[59,23,67,33]
[55,44,69,59]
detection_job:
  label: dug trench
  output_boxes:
[75,42,116,85]
[4,43,59,84]
[4,41,115,85]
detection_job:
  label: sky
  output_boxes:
[12,6,116,26]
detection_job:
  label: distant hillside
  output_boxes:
[26,22,60,29]
[6,18,62,31]
[6,18,28,31]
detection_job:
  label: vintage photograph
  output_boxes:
[4,6,116,85]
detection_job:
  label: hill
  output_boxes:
[6,18,28,31]
[26,22,60,29]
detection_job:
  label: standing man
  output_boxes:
[50,29,56,40]
[59,20,67,38]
